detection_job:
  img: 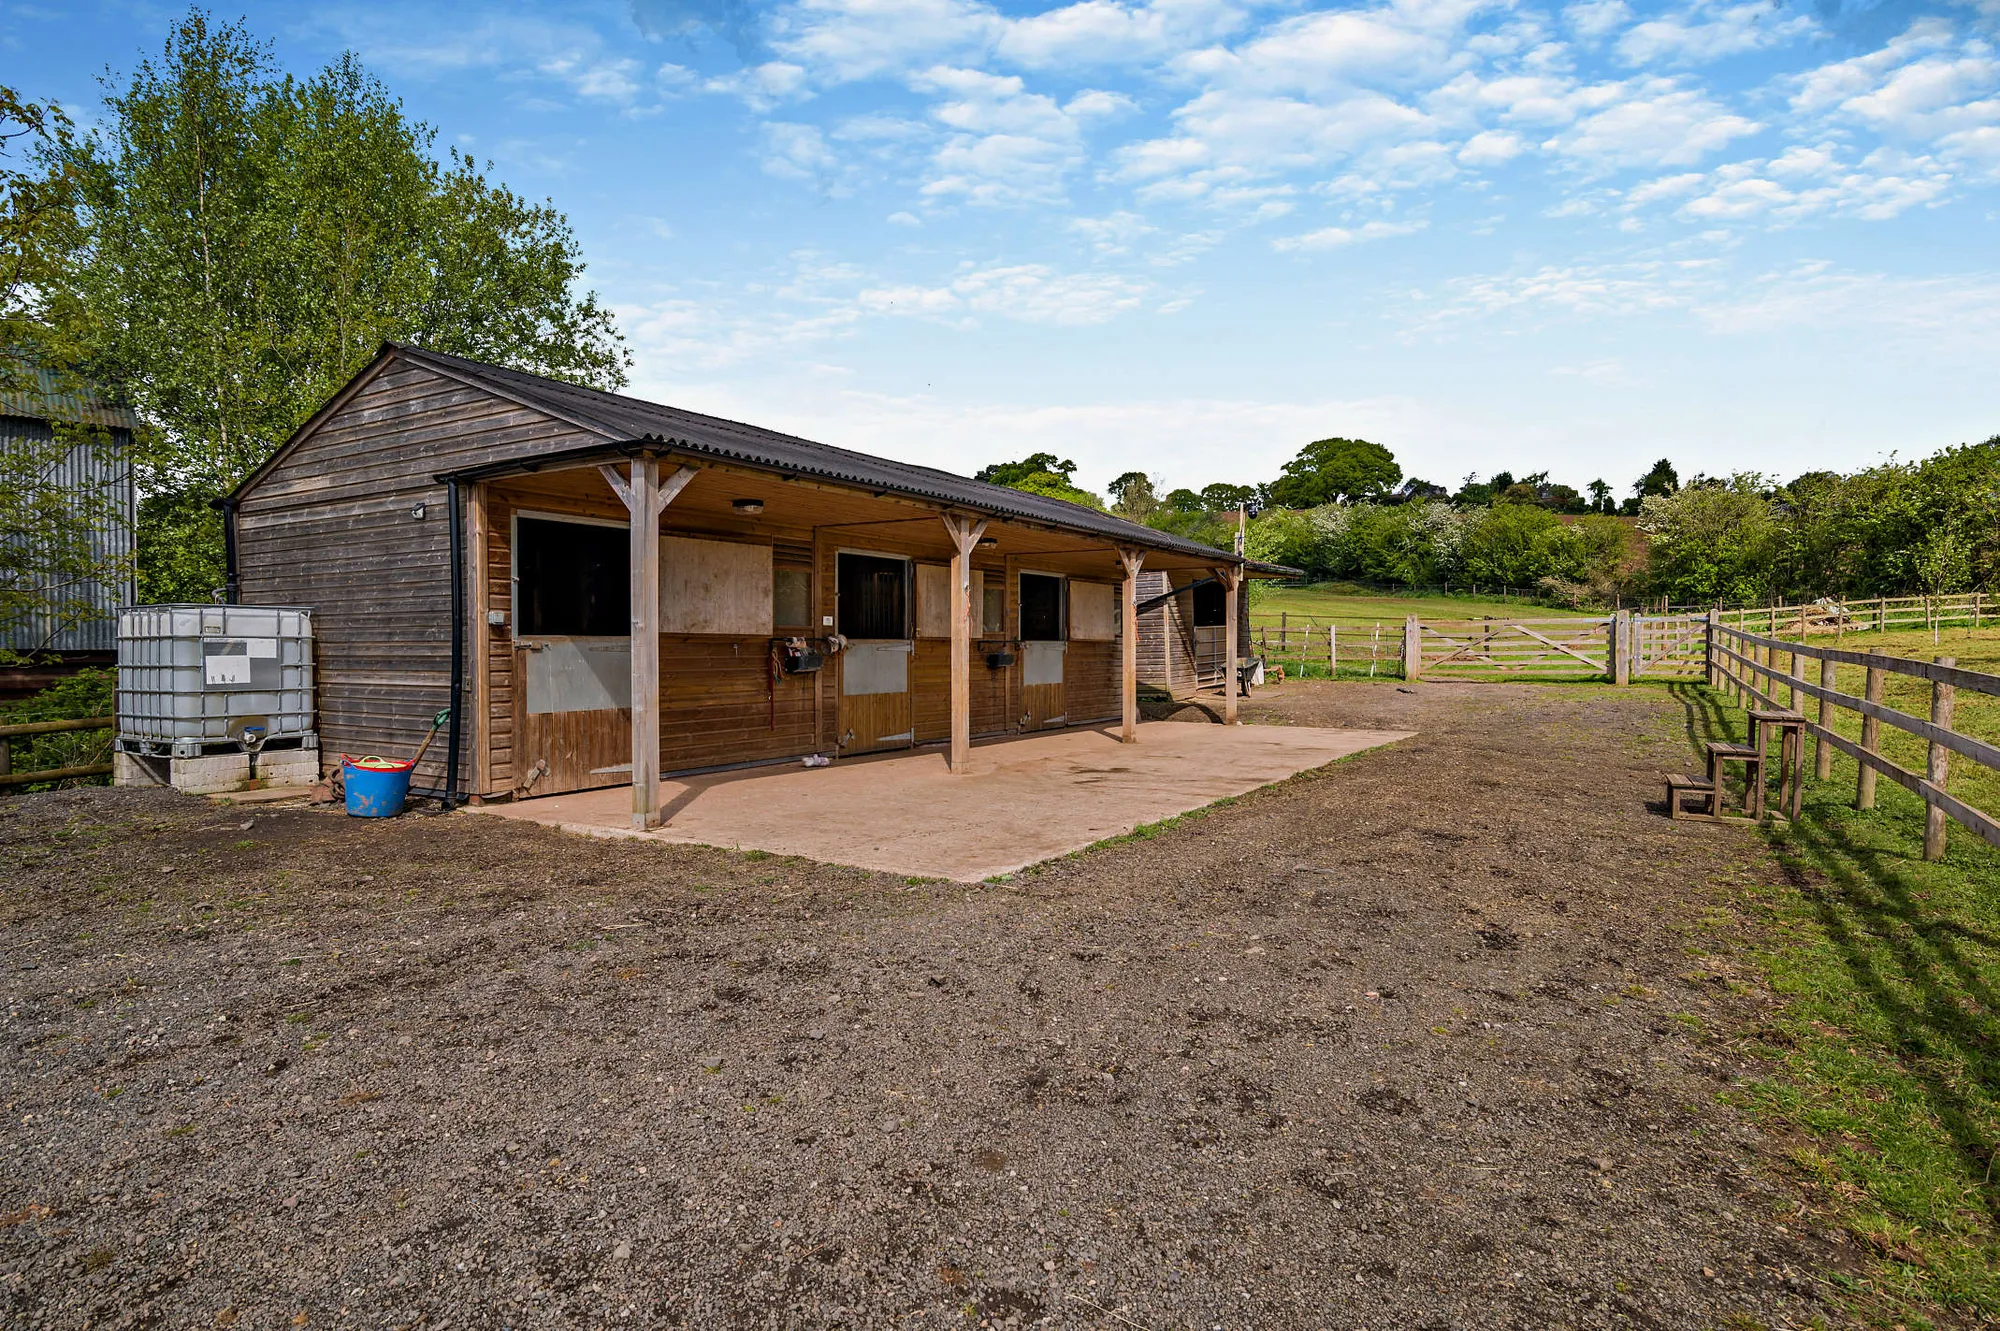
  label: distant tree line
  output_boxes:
[976,433,2000,608]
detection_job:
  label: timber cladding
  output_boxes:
[236,361,602,789]
[233,346,1179,801]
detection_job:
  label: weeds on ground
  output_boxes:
[1676,683,2000,1323]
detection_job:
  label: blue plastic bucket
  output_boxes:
[343,756,414,818]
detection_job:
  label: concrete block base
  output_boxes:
[115,746,321,796]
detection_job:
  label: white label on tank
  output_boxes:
[205,649,251,686]
[247,637,278,658]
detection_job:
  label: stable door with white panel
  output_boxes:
[837,552,916,753]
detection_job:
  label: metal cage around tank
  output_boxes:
[115,604,317,757]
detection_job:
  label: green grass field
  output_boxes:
[1250,581,1599,625]
[1680,673,2000,1324]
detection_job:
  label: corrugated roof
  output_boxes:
[387,343,1284,571]
[0,364,141,431]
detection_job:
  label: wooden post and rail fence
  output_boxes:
[1248,590,1992,682]
[0,714,115,789]
[1243,597,1997,861]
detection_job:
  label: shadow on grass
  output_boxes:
[1671,681,2000,1250]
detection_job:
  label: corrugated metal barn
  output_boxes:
[225,343,1285,824]
[1,367,138,693]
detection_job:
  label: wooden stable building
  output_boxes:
[225,344,1287,825]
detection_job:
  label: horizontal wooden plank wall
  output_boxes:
[1065,640,1121,722]
[237,362,605,788]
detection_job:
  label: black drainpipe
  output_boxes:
[220,497,241,603]
[443,480,465,810]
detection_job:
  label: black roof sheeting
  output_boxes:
[382,344,1288,572]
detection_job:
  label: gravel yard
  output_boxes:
[2,680,1853,1329]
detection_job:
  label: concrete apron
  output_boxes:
[472,721,1414,883]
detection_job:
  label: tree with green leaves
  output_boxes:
[35,10,629,600]
[973,451,1103,509]
[1198,482,1256,513]
[1106,470,1158,521]
[1267,437,1401,508]
[1634,458,1679,499]
[1637,475,1778,605]
[1586,478,1612,513]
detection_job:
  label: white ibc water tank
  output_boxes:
[116,604,316,758]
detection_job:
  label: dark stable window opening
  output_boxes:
[837,553,908,639]
[1019,573,1065,641]
[1192,579,1226,628]
[515,516,627,636]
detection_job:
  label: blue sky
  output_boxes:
[7,0,1999,500]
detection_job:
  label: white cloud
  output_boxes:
[1551,357,1637,384]
[859,262,1152,324]
[1071,210,1157,254]
[704,61,812,111]
[1272,219,1428,251]
[1696,265,2000,347]
[1542,78,1760,167]
[1625,144,1954,223]
[1564,0,1630,41]
[761,122,843,182]
[1616,1,1816,67]
[1457,128,1527,164]
[911,65,1100,203]
[996,0,1251,69]
[770,0,999,82]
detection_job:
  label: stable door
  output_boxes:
[837,552,915,753]
[510,514,634,796]
[1019,572,1067,729]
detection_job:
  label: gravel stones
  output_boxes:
[0,683,1844,1329]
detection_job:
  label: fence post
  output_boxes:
[1705,608,1719,688]
[0,736,9,780]
[1403,615,1422,681]
[1814,655,1834,781]
[1612,610,1630,684]
[1327,624,1336,679]
[1787,644,1801,712]
[1856,665,1885,810]
[1924,657,1956,860]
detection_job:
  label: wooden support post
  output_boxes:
[1612,609,1631,685]
[1402,615,1421,681]
[628,456,663,829]
[1328,624,1337,679]
[1214,565,1242,724]
[601,459,697,829]
[1856,664,1884,810]
[1787,645,1801,712]
[1117,546,1144,744]
[1925,657,1956,861]
[1705,608,1719,689]
[941,514,990,771]
[1814,654,1834,782]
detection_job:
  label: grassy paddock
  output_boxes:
[1675,679,2000,1324]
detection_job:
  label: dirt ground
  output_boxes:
[2,681,1854,1330]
